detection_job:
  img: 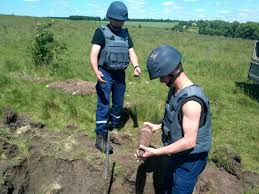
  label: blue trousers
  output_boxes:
[164,152,208,194]
[95,66,125,135]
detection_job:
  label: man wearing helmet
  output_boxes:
[90,1,141,154]
[137,45,212,193]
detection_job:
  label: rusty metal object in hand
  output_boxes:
[137,125,153,157]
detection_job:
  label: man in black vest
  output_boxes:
[90,1,141,154]
[137,45,212,193]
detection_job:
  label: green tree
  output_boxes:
[235,22,259,40]
[32,22,67,67]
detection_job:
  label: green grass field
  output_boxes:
[87,20,177,29]
[126,21,177,28]
[0,14,258,173]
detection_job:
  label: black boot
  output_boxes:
[95,134,113,154]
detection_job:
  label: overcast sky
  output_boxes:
[1,0,259,22]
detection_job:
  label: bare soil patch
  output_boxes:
[46,79,96,95]
[0,109,258,194]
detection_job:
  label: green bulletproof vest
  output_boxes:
[162,85,212,154]
[98,25,129,70]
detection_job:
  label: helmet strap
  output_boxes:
[167,63,183,87]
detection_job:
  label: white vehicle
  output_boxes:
[248,41,259,82]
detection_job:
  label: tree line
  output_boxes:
[48,16,101,21]
[172,20,259,40]
[49,15,259,40]
[49,15,179,22]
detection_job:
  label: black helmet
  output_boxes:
[146,45,182,80]
[106,1,128,21]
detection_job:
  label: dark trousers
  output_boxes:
[95,66,125,135]
[164,152,208,194]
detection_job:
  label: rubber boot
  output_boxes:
[95,134,113,154]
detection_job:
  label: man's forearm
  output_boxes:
[155,137,196,156]
[129,48,139,67]
[90,44,101,76]
[90,55,99,76]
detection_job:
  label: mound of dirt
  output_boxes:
[27,156,105,193]
[3,107,46,132]
[0,131,129,194]
[0,158,29,194]
[195,163,259,194]
[1,110,258,194]
[46,79,96,95]
[0,121,136,194]
[110,131,132,145]
[0,155,105,193]
[195,162,243,194]
[1,129,259,194]
[0,138,18,159]
[211,145,242,177]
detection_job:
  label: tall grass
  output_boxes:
[0,15,258,173]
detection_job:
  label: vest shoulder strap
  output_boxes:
[99,25,128,40]
[99,25,114,38]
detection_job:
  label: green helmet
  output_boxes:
[146,45,182,80]
[106,1,128,21]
